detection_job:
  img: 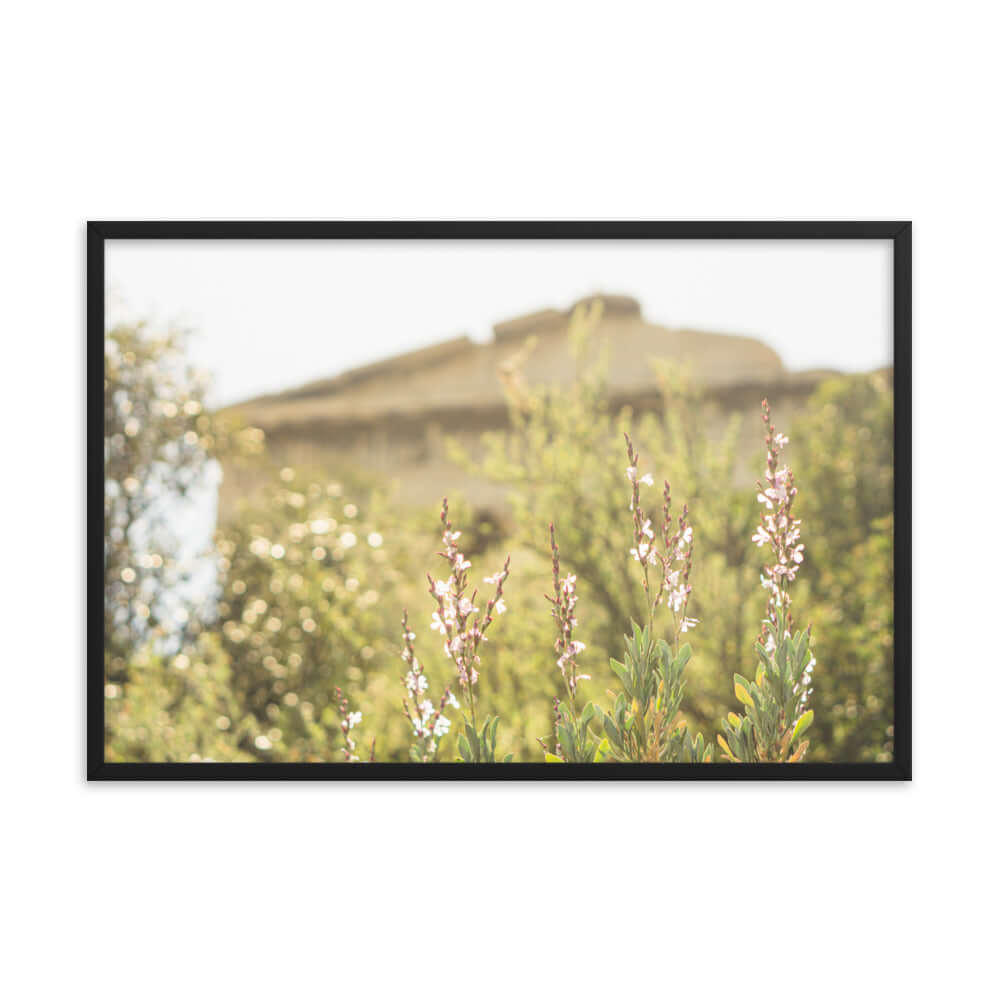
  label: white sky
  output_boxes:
[106,239,893,407]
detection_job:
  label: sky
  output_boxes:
[106,239,893,408]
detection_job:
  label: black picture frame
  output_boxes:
[88,220,911,780]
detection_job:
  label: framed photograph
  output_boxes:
[88,221,911,779]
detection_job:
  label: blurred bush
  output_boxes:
[792,372,894,761]
[105,634,260,762]
[214,467,406,760]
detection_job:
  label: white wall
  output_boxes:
[3,2,996,998]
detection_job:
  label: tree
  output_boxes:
[104,321,242,681]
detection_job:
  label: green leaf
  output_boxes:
[457,732,473,762]
[791,710,814,742]
[544,752,564,763]
[603,716,620,745]
[734,680,753,708]
[717,734,737,761]
[674,644,692,671]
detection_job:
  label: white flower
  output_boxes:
[458,597,478,616]
[625,466,653,487]
[630,541,651,562]
[493,597,506,615]
[484,571,504,585]
[568,640,586,655]
[347,711,362,729]
[446,691,460,709]
[680,617,699,633]
[405,671,429,694]
[774,432,789,448]
[433,715,451,738]
[455,555,471,571]
[752,525,770,547]
[433,579,453,597]
[641,519,655,539]
[668,586,689,613]
[430,611,448,635]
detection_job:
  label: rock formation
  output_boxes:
[219,295,843,516]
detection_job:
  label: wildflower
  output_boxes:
[547,524,588,702]
[623,433,697,643]
[405,671,428,694]
[667,585,690,613]
[625,466,654,486]
[333,686,366,761]
[630,541,651,562]
[399,609,458,762]
[754,400,806,640]
[426,498,510,740]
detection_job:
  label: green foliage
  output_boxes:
[599,625,711,763]
[550,700,604,763]
[792,373,894,761]
[456,716,513,763]
[214,467,406,760]
[718,612,815,762]
[105,635,260,762]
